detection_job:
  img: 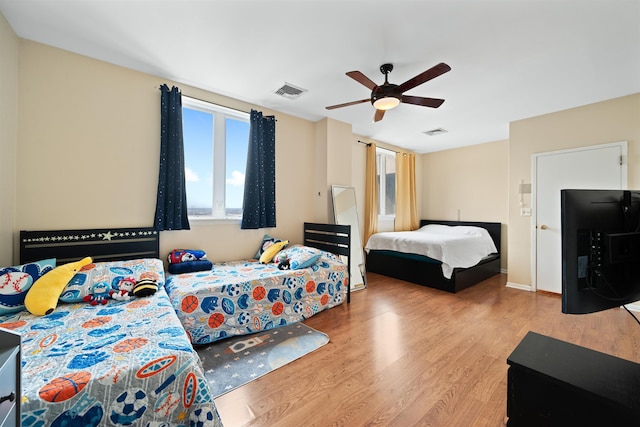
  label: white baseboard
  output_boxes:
[506,282,533,292]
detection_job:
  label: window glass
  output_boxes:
[384,155,396,215]
[376,148,396,218]
[225,117,249,218]
[182,97,249,220]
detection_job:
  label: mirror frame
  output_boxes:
[331,185,366,289]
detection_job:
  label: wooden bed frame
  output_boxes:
[303,222,351,303]
[365,220,501,293]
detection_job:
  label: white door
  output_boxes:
[533,142,627,293]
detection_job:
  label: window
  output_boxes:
[377,147,396,218]
[182,97,249,220]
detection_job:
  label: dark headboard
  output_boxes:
[303,222,351,303]
[20,227,159,265]
[419,220,501,254]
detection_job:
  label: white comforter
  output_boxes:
[364,224,498,279]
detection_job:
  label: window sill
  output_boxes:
[188,217,241,226]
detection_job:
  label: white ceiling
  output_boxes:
[1,0,639,153]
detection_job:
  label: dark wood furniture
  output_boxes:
[0,328,20,427]
[303,222,351,303]
[19,227,160,264]
[366,220,501,292]
[507,331,640,426]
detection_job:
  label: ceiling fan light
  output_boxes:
[373,96,400,110]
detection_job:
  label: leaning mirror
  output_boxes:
[331,185,366,290]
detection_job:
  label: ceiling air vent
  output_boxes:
[274,82,307,99]
[423,128,448,136]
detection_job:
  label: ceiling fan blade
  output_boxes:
[346,71,378,90]
[397,62,451,93]
[401,95,445,108]
[325,99,370,110]
[374,109,385,122]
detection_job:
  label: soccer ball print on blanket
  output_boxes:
[0,288,221,427]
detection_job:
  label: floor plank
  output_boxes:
[213,272,640,426]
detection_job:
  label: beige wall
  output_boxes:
[421,140,509,270]
[508,93,640,287]
[0,12,18,266]
[316,117,358,223]
[15,40,325,263]
[11,22,636,285]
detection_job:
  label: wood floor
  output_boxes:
[213,272,640,426]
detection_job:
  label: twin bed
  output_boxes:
[165,223,350,345]
[365,220,501,293]
[2,223,350,426]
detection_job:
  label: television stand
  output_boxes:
[506,331,640,426]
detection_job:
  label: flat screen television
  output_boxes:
[561,189,640,314]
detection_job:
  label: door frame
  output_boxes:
[530,141,628,292]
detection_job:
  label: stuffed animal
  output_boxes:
[25,257,93,316]
[110,276,136,301]
[168,249,207,264]
[83,281,111,306]
[259,240,289,264]
[133,278,158,297]
[278,259,291,270]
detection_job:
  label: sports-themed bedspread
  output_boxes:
[165,250,348,345]
[0,288,222,427]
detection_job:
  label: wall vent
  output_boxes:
[423,128,448,136]
[274,82,307,99]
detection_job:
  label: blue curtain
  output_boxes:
[241,110,276,229]
[154,84,190,231]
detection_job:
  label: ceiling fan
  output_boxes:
[326,62,451,122]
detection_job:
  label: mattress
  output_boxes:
[166,250,348,345]
[365,224,498,279]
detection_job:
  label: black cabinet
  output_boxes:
[507,331,640,426]
[0,328,20,427]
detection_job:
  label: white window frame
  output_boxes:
[376,147,396,221]
[182,96,249,223]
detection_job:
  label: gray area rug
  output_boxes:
[196,323,329,398]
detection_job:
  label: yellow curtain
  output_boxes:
[363,142,378,246]
[395,152,419,231]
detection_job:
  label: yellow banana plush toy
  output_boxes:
[25,257,92,315]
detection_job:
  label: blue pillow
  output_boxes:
[274,245,322,270]
[168,260,213,275]
[0,258,56,315]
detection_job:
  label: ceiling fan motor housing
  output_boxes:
[371,84,401,108]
